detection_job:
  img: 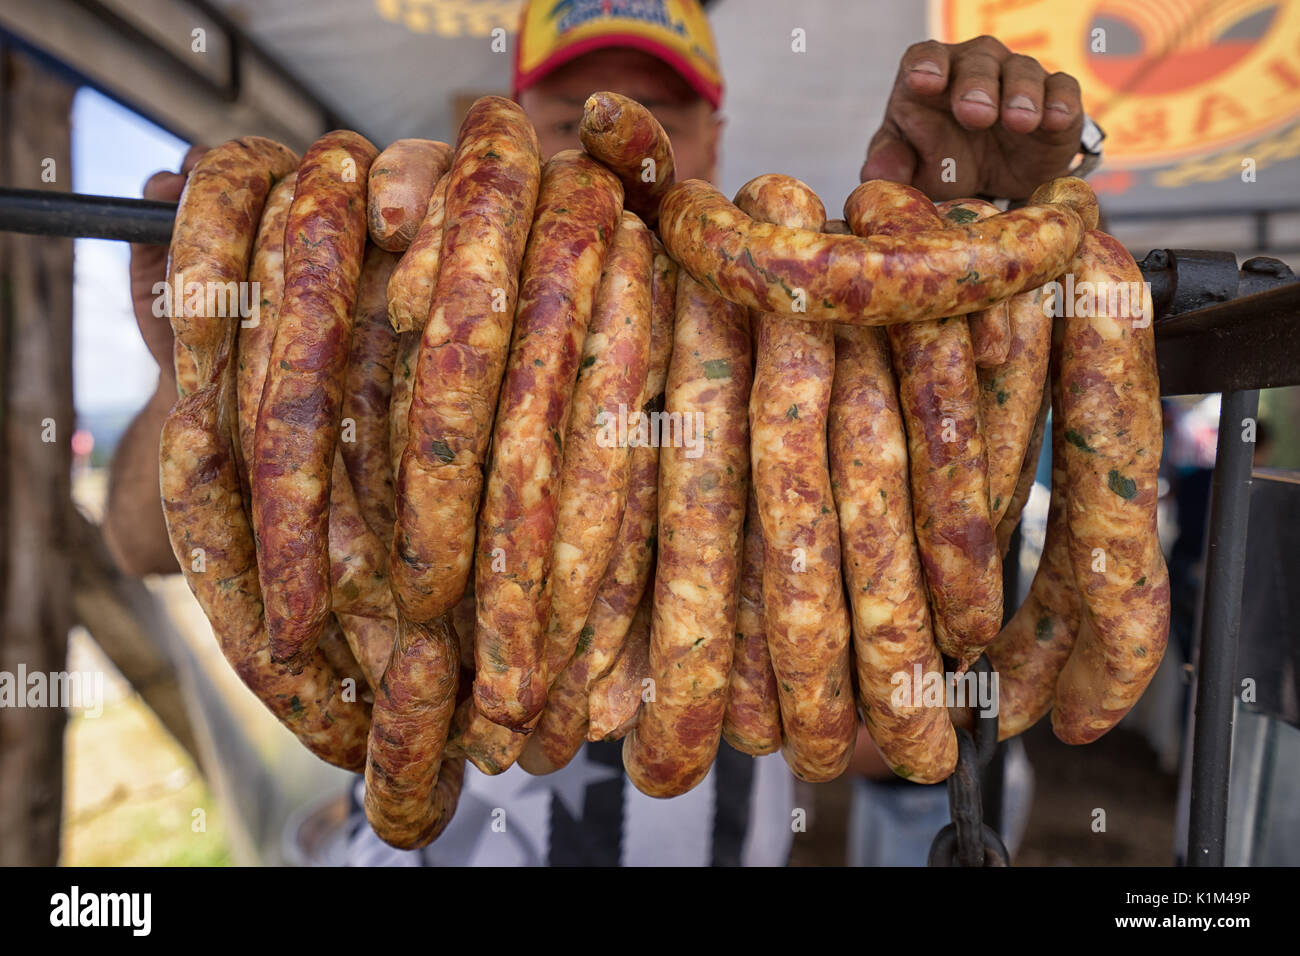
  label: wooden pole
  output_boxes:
[0,47,77,866]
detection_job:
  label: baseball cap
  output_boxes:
[514,0,723,108]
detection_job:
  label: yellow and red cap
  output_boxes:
[514,0,722,108]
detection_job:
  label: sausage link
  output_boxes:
[167,137,299,383]
[658,178,1085,323]
[386,172,450,334]
[830,322,957,783]
[341,244,401,550]
[588,596,652,742]
[544,209,652,682]
[722,489,781,756]
[253,130,378,670]
[1052,231,1169,744]
[622,274,750,797]
[579,91,676,227]
[329,453,394,619]
[737,175,854,782]
[364,613,461,848]
[995,381,1049,558]
[935,198,1011,366]
[565,239,676,696]
[236,171,296,489]
[846,180,1002,671]
[336,611,396,695]
[447,697,532,775]
[318,616,372,700]
[472,149,622,729]
[391,97,542,627]
[987,359,1080,739]
[367,139,453,252]
[160,374,370,770]
[175,338,201,398]
[1030,176,1100,230]
[389,330,420,478]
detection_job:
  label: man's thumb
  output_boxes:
[860,127,918,185]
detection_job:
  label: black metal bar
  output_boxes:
[1187,388,1260,866]
[0,188,175,244]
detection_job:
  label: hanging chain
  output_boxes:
[927,655,1011,867]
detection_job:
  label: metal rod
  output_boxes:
[1187,388,1260,866]
[0,188,175,244]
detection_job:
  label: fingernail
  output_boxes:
[911,60,942,75]
[1007,95,1038,113]
[1046,100,1071,113]
[961,89,995,107]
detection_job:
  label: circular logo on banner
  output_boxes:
[930,0,1300,169]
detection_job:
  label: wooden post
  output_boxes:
[0,47,77,866]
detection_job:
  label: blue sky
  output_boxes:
[71,87,188,415]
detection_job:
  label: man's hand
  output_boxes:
[862,37,1084,202]
[128,145,208,380]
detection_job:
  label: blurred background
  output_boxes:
[1,0,1297,866]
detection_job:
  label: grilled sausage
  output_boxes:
[658,177,1086,323]
[364,613,462,848]
[389,330,419,479]
[341,244,401,549]
[253,129,378,670]
[1052,231,1169,744]
[579,91,676,227]
[472,149,622,729]
[722,489,781,756]
[160,367,369,770]
[167,137,299,383]
[367,139,453,252]
[829,322,958,783]
[987,360,1079,739]
[391,97,542,628]
[995,382,1049,558]
[386,172,450,334]
[936,198,1011,366]
[544,209,652,682]
[739,175,854,782]
[845,180,1002,671]
[588,596,652,742]
[235,171,296,488]
[622,274,750,797]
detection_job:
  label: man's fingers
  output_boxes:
[1042,72,1084,134]
[861,125,918,186]
[142,169,185,202]
[999,54,1047,134]
[899,40,951,96]
[179,144,209,176]
[949,46,1004,130]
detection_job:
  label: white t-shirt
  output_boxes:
[347,739,795,866]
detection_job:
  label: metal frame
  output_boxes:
[2,189,1299,868]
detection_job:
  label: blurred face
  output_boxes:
[518,48,722,183]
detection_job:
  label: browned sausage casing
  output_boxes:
[569,239,676,705]
[738,174,854,782]
[579,91,676,227]
[987,361,1080,739]
[544,209,652,682]
[936,198,1012,366]
[364,613,462,848]
[659,177,1086,323]
[588,596,652,742]
[1052,231,1169,744]
[830,323,957,783]
[846,181,1002,671]
[389,330,420,478]
[367,139,453,252]
[341,244,401,550]
[622,274,750,798]
[253,130,378,670]
[722,489,781,756]
[471,149,622,729]
[167,137,299,383]
[995,382,1049,558]
[235,171,296,489]
[390,97,541,628]
[160,369,370,770]
[387,172,450,334]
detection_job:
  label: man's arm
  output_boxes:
[101,146,207,576]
